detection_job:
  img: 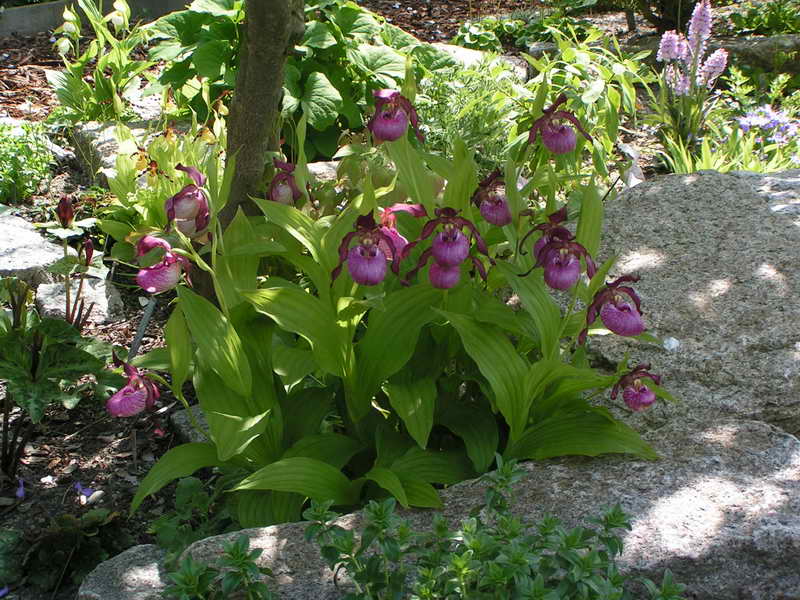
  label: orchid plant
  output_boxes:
[128,79,673,528]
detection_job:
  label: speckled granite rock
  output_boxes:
[0,215,64,286]
[593,170,800,435]
[79,420,800,600]
[78,544,167,600]
[36,278,124,324]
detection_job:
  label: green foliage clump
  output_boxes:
[305,458,687,600]
[727,0,800,35]
[24,509,134,591]
[0,123,52,202]
[165,535,274,600]
[150,476,236,569]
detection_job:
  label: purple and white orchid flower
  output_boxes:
[518,206,574,260]
[611,363,661,411]
[378,203,427,258]
[332,214,404,286]
[106,362,160,417]
[268,159,303,205]
[472,169,512,227]
[528,94,593,155]
[165,164,210,238]
[401,207,493,288]
[579,274,645,344]
[134,235,190,294]
[367,89,424,144]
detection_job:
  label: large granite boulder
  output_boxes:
[79,419,800,600]
[35,278,124,324]
[0,215,65,286]
[593,170,800,436]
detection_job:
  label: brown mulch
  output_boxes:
[0,32,60,120]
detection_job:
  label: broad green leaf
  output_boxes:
[438,401,499,473]
[385,135,435,215]
[496,261,561,360]
[188,0,237,17]
[243,288,348,377]
[440,139,478,213]
[333,4,382,37]
[280,387,334,447]
[351,285,441,421]
[216,209,259,309]
[282,433,362,470]
[437,309,530,443]
[349,44,406,88]
[165,307,192,392]
[391,447,473,485]
[575,183,603,258]
[178,286,251,397]
[234,490,304,527]
[303,21,337,49]
[301,72,342,131]
[205,410,271,461]
[98,219,133,241]
[232,457,357,505]
[131,443,222,512]
[252,199,322,263]
[397,476,443,508]
[365,467,409,508]
[382,372,436,449]
[192,40,228,79]
[272,340,317,390]
[505,408,657,460]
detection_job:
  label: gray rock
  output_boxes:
[431,43,529,80]
[593,170,800,435]
[36,278,124,324]
[0,215,64,286]
[307,161,339,184]
[71,121,152,186]
[169,405,209,444]
[78,544,168,600]
[79,420,800,600]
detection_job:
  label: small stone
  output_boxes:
[86,490,105,505]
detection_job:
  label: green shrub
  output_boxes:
[0,123,52,202]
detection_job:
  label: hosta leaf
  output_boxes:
[436,309,530,443]
[282,433,363,470]
[232,457,357,505]
[397,476,443,509]
[131,443,222,512]
[383,371,436,449]
[438,400,499,473]
[243,287,348,377]
[505,408,657,460]
[351,285,441,421]
[390,447,473,485]
[365,467,409,508]
[178,286,251,397]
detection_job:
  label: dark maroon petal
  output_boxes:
[273,159,296,173]
[56,196,74,228]
[429,261,460,289]
[600,301,645,337]
[347,244,387,286]
[528,121,543,144]
[616,285,643,314]
[622,384,656,411]
[403,247,434,284]
[175,164,207,187]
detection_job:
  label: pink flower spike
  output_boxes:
[687,0,712,56]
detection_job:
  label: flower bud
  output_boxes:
[56,196,74,228]
[55,37,72,55]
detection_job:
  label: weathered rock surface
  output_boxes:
[169,405,209,444]
[0,215,65,286]
[78,545,167,600]
[594,170,800,435]
[79,419,800,600]
[36,278,124,324]
[71,121,158,185]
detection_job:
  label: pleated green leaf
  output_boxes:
[391,447,473,485]
[282,433,363,470]
[438,401,499,473]
[383,372,437,449]
[398,476,443,509]
[365,467,409,508]
[164,306,191,393]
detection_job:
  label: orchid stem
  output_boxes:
[62,240,72,323]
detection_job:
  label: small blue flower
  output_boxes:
[15,478,24,500]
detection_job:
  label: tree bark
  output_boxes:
[219,0,304,230]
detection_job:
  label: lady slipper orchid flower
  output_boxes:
[611,363,661,411]
[580,275,645,344]
[402,207,492,266]
[522,236,596,290]
[332,214,403,286]
[368,89,424,143]
[107,363,160,417]
[429,261,462,289]
[134,235,190,294]
[528,94,593,155]
[519,206,574,260]
[268,159,303,205]
[378,203,427,258]
[473,170,512,227]
[165,164,210,238]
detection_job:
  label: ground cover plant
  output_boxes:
[0,122,52,202]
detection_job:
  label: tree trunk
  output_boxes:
[219,0,304,230]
